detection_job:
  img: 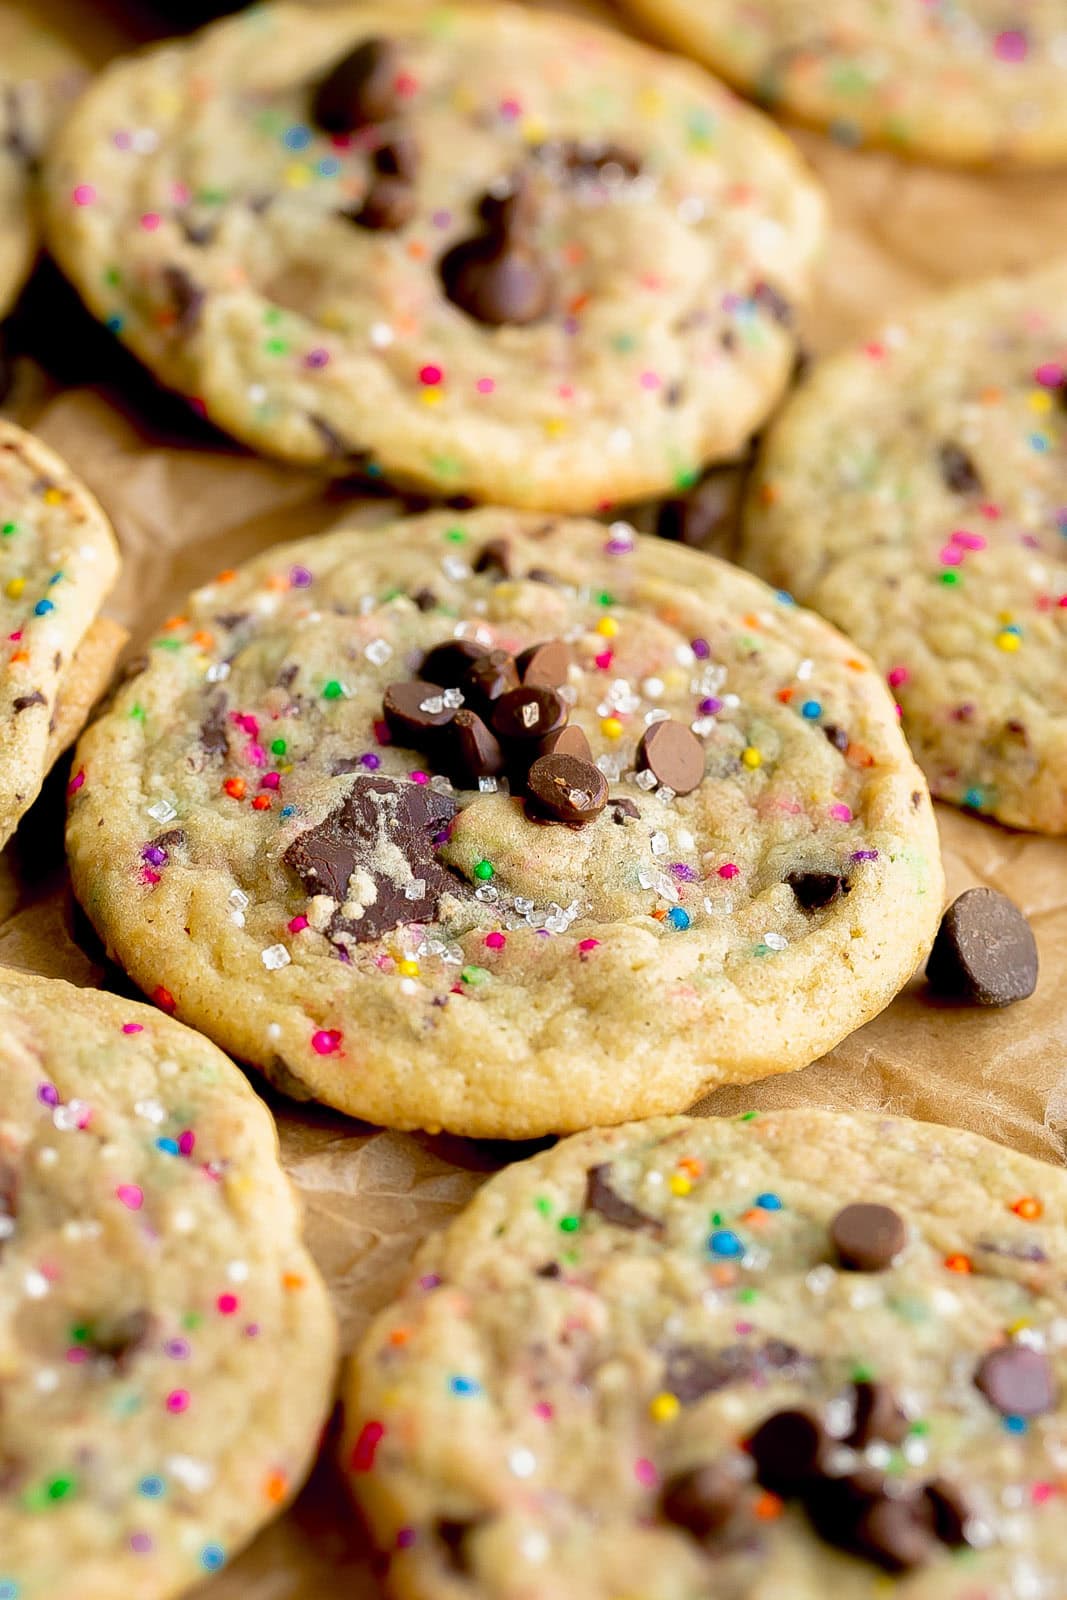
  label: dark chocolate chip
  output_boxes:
[925,887,1038,1007]
[374,134,418,180]
[938,441,983,496]
[922,1479,973,1547]
[85,1310,152,1371]
[852,1492,936,1574]
[199,694,229,757]
[540,723,593,763]
[526,753,607,826]
[752,280,793,326]
[492,685,567,745]
[636,719,705,796]
[824,724,849,752]
[975,1345,1057,1417]
[805,1467,886,1543]
[535,1260,562,1279]
[663,1341,806,1404]
[584,1163,663,1234]
[656,461,750,552]
[830,1203,907,1272]
[478,173,538,238]
[448,708,505,786]
[440,234,552,327]
[383,680,459,749]
[12,690,46,713]
[660,1460,750,1538]
[311,37,400,133]
[785,870,848,912]
[413,588,437,612]
[434,1519,476,1575]
[747,1410,828,1496]
[420,638,491,687]
[347,176,415,232]
[163,264,205,334]
[516,639,570,688]
[308,413,365,461]
[463,649,520,715]
[537,138,643,182]
[847,1381,909,1447]
[474,537,514,578]
[612,796,640,823]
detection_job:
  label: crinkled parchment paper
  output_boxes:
[2,1,1066,1593]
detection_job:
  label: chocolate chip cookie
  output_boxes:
[344,1108,1067,1599]
[43,2,824,510]
[66,509,941,1138]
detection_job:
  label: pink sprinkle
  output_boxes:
[140,212,162,231]
[485,932,506,950]
[116,1184,144,1210]
[951,529,986,551]
[939,545,963,566]
[67,769,85,797]
[67,1347,89,1364]
[178,1130,195,1156]
[260,771,281,790]
[122,1023,143,1035]
[864,341,886,361]
[718,863,739,879]
[141,868,161,886]
[165,1389,190,1414]
[830,803,852,822]
[557,384,575,400]
[994,28,1028,60]
[410,770,429,785]
[634,1458,658,1488]
[887,666,909,688]
[499,97,522,120]
[217,1293,239,1316]
[1032,1481,1056,1505]
[594,650,614,670]
[1058,595,1067,608]
[72,184,96,206]
[475,377,495,395]
[639,371,661,390]
[233,713,259,736]
[311,1029,342,1055]
[980,502,1002,520]
[170,182,190,206]
[578,938,600,952]
[419,364,443,386]
[533,1401,554,1419]
[1035,362,1064,388]
[288,915,308,933]
[350,1420,385,1472]
[246,743,266,767]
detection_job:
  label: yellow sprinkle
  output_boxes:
[420,389,443,408]
[283,163,312,188]
[997,610,1015,624]
[543,417,567,437]
[741,746,762,769]
[1029,389,1053,414]
[6,578,25,599]
[397,959,420,978]
[42,488,65,507]
[996,631,1021,652]
[596,617,619,639]
[637,87,665,117]
[1007,1317,1032,1335]
[601,717,624,740]
[662,668,687,693]
[521,117,548,144]
[669,1174,691,1196]
[649,1392,680,1423]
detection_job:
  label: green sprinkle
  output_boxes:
[908,1419,931,1436]
[597,591,614,607]
[47,1477,75,1503]
[322,680,344,700]
[559,1215,581,1234]
[182,1311,202,1331]
[673,466,700,492]
[1,521,17,536]
[562,1249,580,1266]
[710,1211,723,1226]
[153,638,182,652]
[534,1196,553,1218]
[473,859,493,881]
[611,332,637,353]
[70,1324,91,1345]
[850,1363,874,1383]
[196,188,228,206]
[271,738,287,755]
[264,338,289,356]
[737,1111,759,1122]
[264,307,284,326]
[129,704,145,722]
[460,965,489,985]
[736,1288,758,1304]
[938,571,960,586]
[444,526,468,543]
[104,267,121,287]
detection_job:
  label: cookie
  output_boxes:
[66,508,941,1139]
[739,263,1067,835]
[344,1108,1067,1599]
[0,422,123,849]
[42,2,824,510]
[619,0,1067,168]
[0,968,338,1600]
[0,8,84,319]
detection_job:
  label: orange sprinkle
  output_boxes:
[1011,1196,1043,1221]
[215,569,237,583]
[754,1491,783,1520]
[223,777,246,800]
[190,629,214,650]
[845,742,875,768]
[282,1272,306,1291]
[742,613,762,629]
[251,794,271,811]
[979,386,1004,404]
[757,483,779,507]
[266,573,289,592]
[406,239,428,261]
[711,1263,737,1288]
[651,908,667,921]
[740,1208,771,1227]
[264,1470,289,1504]
[388,1327,411,1347]
[776,687,795,703]
[845,658,866,672]
[944,1253,973,1274]
[163,615,187,631]
[677,1157,704,1179]
[9,649,28,665]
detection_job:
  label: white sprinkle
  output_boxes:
[136,1098,169,1128]
[405,880,427,900]
[691,717,716,737]
[654,873,679,902]
[172,1208,196,1233]
[805,1265,836,1295]
[205,661,230,683]
[166,1456,215,1493]
[147,800,177,825]
[642,677,664,698]
[0,1216,13,1241]
[762,931,788,951]
[365,639,392,666]
[478,776,499,793]
[369,322,394,348]
[227,1260,250,1284]
[650,831,669,857]
[442,556,470,582]
[36,1147,57,1168]
[266,1022,282,1041]
[644,708,670,727]
[796,658,814,681]
[674,644,695,666]
[35,1368,59,1393]
[399,978,418,996]
[608,427,632,454]
[509,1448,537,1478]
[53,1101,88,1132]
[677,194,705,224]
[262,944,291,971]
[248,384,267,406]
[131,127,159,154]
[25,1270,49,1299]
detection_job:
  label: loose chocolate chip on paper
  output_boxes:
[516,638,570,688]
[448,708,505,786]
[786,870,848,911]
[748,1409,829,1496]
[636,718,705,796]
[830,1202,907,1271]
[383,680,458,748]
[420,638,490,687]
[660,1460,750,1538]
[312,37,400,133]
[526,753,607,826]
[584,1163,663,1234]
[847,1381,909,1447]
[975,1345,1057,1417]
[926,887,1038,1006]
[492,685,567,745]
[938,440,983,495]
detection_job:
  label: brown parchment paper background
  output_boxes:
[4,1,1067,1593]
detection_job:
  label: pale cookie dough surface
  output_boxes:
[0,969,338,1600]
[0,8,84,318]
[66,510,941,1138]
[42,2,825,510]
[0,422,121,849]
[344,1109,1067,1600]
[620,0,1067,167]
[740,262,1067,835]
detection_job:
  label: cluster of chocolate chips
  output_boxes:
[439,172,551,327]
[311,38,419,231]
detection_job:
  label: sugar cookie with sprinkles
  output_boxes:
[0,422,123,850]
[42,2,824,510]
[66,509,941,1138]
[740,262,1067,835]
[0,969,337,1600]
[0,8,85,320]
[344,1108,1067,1600]
[619,0,1067,167]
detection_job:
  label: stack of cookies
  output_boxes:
[0,2,1064,1597]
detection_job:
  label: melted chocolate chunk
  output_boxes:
[748,1410,829,1496]
[661,1459,751,1538]
[785,870,848,911]
[926,887,1038,1007]
[584,1163,663,1234]
[199,695,230,757]
[12,691,46,713]
[420,638,490,687]
[312,37,400,133]
[656,459,751,552]
[440,233,552,327]
[847,1381,909,1447]
[664,1340,806,1405]
[383,680,458,749]
[830,1203,907,1272]
[938,441,983,495]
[636,719,705,796]
[975,1345,1057,1417]
[473,537,514,578]
[526,753,607,826]
[164,265,205,334]
[347,176,415,232]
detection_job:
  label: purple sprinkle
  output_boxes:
[431,209,452,229]
[289,565,313,588]
[699,697,723,715]
[691,638,710,660]
[850,850,879,862]
[142,845,167,867]
[670,862,698,882]
[605,537,633,556]
[129,1533,153,1555]
[165,1339,190,1360]
[397,1528,417,1550]
[419,1274,442,1291]
[113,130,132,150]
[244,1323,260,1338]
[563,316,580,336]
[1020,534,1041,550]
[304,348,330,369]
[360,752,381,770]
[37,1083,59,1107]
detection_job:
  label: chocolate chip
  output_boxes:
[374,134,418,180]
[584,1163,663,1234]
[537,138,643,182]
[85,1310,152,1371]
[347,176,415,232]
[478,173,538,239]
[535,1260,562,1279]
[463,649,520,715]
[830,1203,907,1272]
[312,37,400,133]
[474,537,513,578]
[852,1492,936,1574]
[824,724,849,753]
[199,694,229,757]
[526,753,607,826]
[975,1345,1057,1417]
[847,1381,909,1447]
[420,638,491,687]
[491,685,567,745]
[440,233,552,327]
[938,441,983,496]
[660,1461,750,1538]
[922,1479,973,1547]
[151,829,186,852]
[434,1519,476,1575]
[785,870,848,911]
[163,264,205,334]
[540,723,593,763]
[12,690,46,713]
[925,888,1038,1007]
[516,639,570,688]
[656,461,750,551]
[612,796,640,823]
[752,280,793,326]
[748,1410,828,1496]
[383,680,459,749]
[413,588,437,612]
[636,719,705,796]
[308,413,364,461]
[448,708,505,786]
[663,1342,806,1404]
[805,1467,886,1543]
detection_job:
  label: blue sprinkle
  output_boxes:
[139,1476,165,1498]
[963,787,984,810]
[106,315,125,334]
[282,124,312,150]
[366,461,384,477]
[34,599,55,616]
[708,1229,745,1259]
[755,1193,783,1211]
[775,590,795,605]
[280,805,297,819]
[156,1137,180,1156]
[801,700,822,719]
[667,907,690,931]
[200,1546,225,1572]
[0,1582,19,1599]
[1003,1415,1028,1435]
[318,156,341,177]
[48,571,63,587]
[1029,433,1050,453]
[449,1376,481,1396]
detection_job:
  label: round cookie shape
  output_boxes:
[42,2,824,510]
[0,969,337,1600]
[66,508,942,1138]
[0,8,84,319]
[343,1109,1067,1600]
[740,263,1067,835]
[619,0,1067,168]
[0,422,122,848]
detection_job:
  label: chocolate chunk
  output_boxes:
[541,724,593,763]
[151,828,186,852]
[347,177,415,232]
[308,414,365,461]
[374,134,418,180]
[612,796,640,823]
[656,461,749,551]
[753,281,793,326]
[312,37,400,132]
[975,1345,1057,1417]
[537,138,643,182]
[448,708,505,786]
[584,1163,663,1234]
[785,870,848,911]
[284,775,458,943]
[660,1460,750,1538]
[925,887,1038,1007]
[516,639,570,688]
[440,233,552,327]
[805,1467,886,1543]
[163,264,205,334]
[434,1519,475,1576]
[420,638,491,687]
[923,1479,973,1547]
[526,753,607,826]
[824,724,849,753]
[663,1341,807,1405]
[383,680,458,749]
[748,1410,828,1496]
[636,719,705,796]
[474,537,513,578]
[463,649,520,715]
[86,1310,152,1371]
[831,1203,907,1272]
[478,173,538,239]
[535,1260,562,1279]
[492,685,567,746]
[413,588,437,612]
[852,1492,936,1574]
[938,441,983,496]
[12,690,46,713]
[199,694,229,757]
[847,1381,909,1447]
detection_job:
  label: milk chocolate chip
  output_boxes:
[636,719,704,796]
[926,887,1038,1006]
[383,680,458,748]
[526,753,607,826]
[312,37,400,133]
[830,1203,907,1271]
